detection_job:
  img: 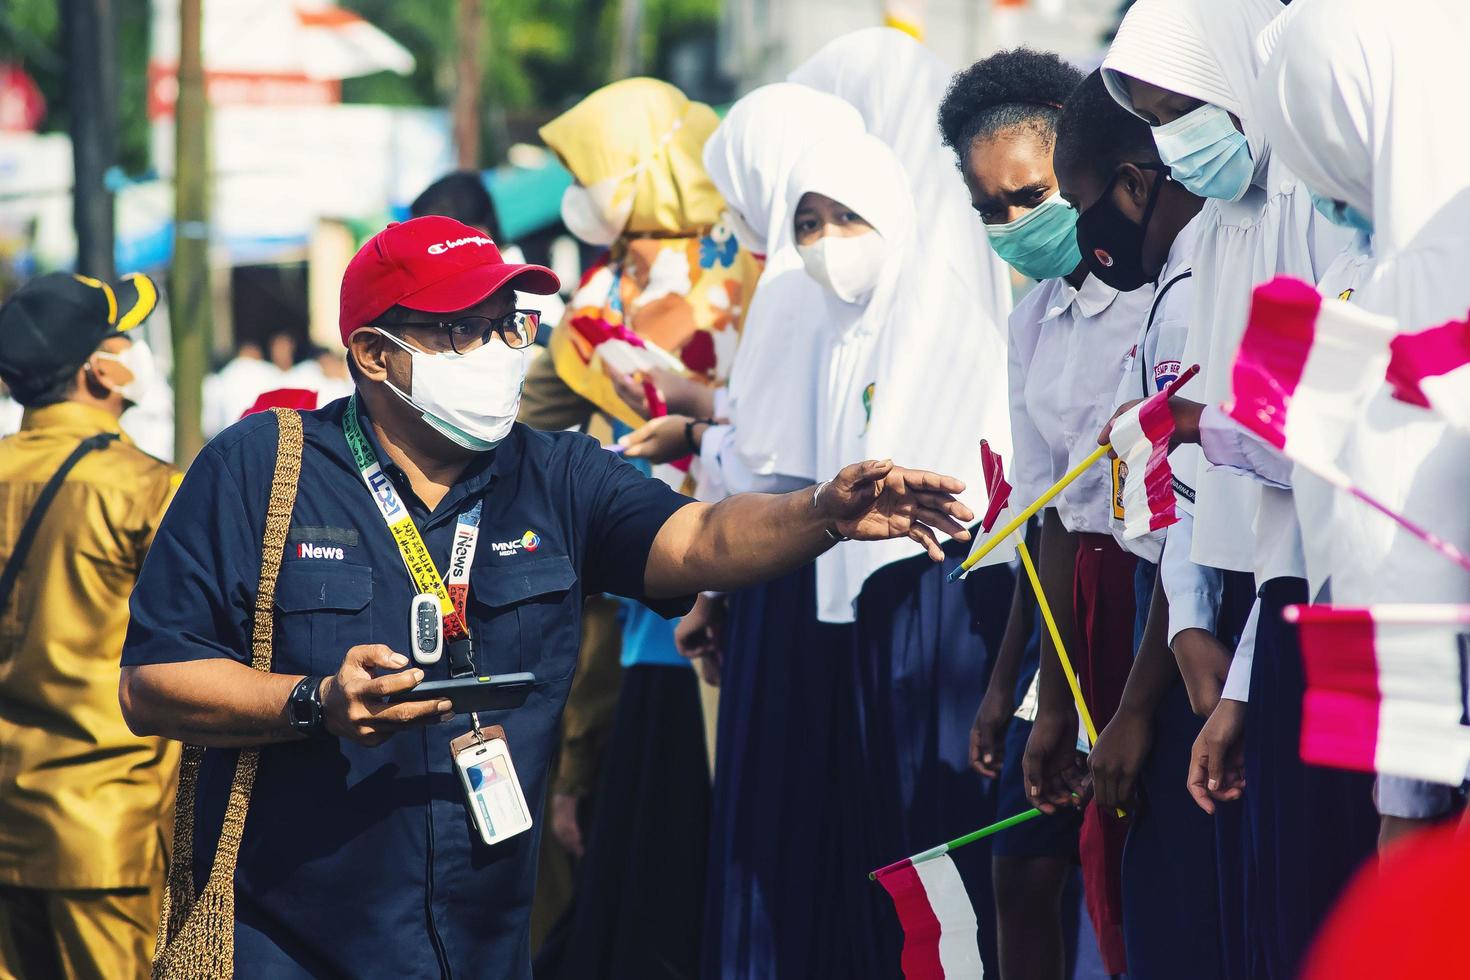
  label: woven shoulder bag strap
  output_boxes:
[154,408,303,979]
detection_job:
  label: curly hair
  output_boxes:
[938,48,1085,163]
[1054,69,1157,182]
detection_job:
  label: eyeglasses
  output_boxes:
[382,310,541,353]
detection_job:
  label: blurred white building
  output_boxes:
[720,0,1120,85]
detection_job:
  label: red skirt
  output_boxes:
[1073,533,1138,976]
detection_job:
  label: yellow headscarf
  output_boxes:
[539,77,723,236]
[540,79,762,431]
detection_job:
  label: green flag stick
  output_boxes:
[868,808,1043,881]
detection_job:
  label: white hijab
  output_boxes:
[790,28,1014,616]
[1254,0,1470,328]
[703,84,866,481]
[1255,0,1470,612]
[1102,0,1285,168]
[784,132,919,623]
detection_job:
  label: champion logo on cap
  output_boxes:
[337,215,560,345]
[427,235,495,256]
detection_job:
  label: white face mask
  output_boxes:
[376,329,530,452]
[560,179,636,247]
[796,230,888,305]
[94,338,156,406]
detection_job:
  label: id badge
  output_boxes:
[449,725,534,847]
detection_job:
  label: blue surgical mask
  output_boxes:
[984,193,1081,281]
[1309,191,1374,236]
[1152,103,1253,202]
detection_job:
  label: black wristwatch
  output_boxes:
[288,675,326,736]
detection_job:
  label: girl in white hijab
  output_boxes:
[697,84,865,494]
[694,87,888,980]
[790,27,1015,624]
[1104,3,1377,977]
[1254,0,1470,851]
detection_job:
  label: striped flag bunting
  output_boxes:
[1286,604,1470,785]
[1387,315,1470,431]
[1223,276,1396,472]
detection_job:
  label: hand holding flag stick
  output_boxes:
[949,364,1201,582]
[961,443,1122,816]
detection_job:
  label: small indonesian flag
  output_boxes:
[1107,389,1180,539]
[1387,316,1470,431]
[962,440,1020,573]
[1224,276,1396,472]
[1288,604,1470,785]
[875,848,983,980]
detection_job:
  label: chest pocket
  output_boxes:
[273,561,374,676]
[470,555,578,683]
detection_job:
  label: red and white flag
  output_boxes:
[1107,389,1180,539]
[1288,604,1470,785]
[1224,276,1397,472]
[875,847,984,980]
[1387,316,1470,431]
[961,440,1020,573]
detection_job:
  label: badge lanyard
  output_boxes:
[343,394,482,677]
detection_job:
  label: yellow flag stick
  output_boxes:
[1014,537,1125,818]
[949,363,1201,583]
[948,444,1111,582]
[1014,539,1098,746]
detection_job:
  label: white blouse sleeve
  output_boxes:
[696,424,812,500]
[1221,598,1260,703]
[1163,510,1224,646]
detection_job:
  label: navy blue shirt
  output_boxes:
[123,398,694,978]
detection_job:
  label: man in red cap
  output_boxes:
[119,216,976,978]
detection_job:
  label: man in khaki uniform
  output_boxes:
[0,273,180,979]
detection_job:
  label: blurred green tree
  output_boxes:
[0,0,720,174]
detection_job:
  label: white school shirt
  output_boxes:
[1109,217,1202,562]
[1009,274,1155,534]
[1182,168,1350,575]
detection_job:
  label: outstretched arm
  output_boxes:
[642,459,975,598]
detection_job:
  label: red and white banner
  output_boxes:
[1224,276,1397,473]
[1287,604,1470,785]
[1387,316,1470,431]
[875,850,983,979]
[962,439,1020,573]
[1107,389,1180,540]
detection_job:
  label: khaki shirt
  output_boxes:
[0,402,180,889]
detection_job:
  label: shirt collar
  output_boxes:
[19,402,128,439]
[1039,273,1120,323]
[335,394,512,520]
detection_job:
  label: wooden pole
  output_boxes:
[61,0,118,280]
[453,0,482,169]
[171,0,209,465]
[612,0,643,80]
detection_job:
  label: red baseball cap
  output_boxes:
[338,215,560,345]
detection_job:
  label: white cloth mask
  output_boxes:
[376,329,530,452]
[796,230,888,305]
[94,338,156,406]
[560,179,636,247]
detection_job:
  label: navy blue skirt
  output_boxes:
[701,547,1011,979]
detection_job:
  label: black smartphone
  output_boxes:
[387,672,537,714]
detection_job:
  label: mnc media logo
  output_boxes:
[491,530,541,557]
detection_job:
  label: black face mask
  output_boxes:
[1075,163,1170,292]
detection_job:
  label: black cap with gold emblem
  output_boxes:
[0,272,158,404]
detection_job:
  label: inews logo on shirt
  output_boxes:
[490,530,541,557]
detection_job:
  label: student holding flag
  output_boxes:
[940,47,1151,979]
[1102,1,1375,975]
[1053,71,1230,980]
[1253,0,1470,849]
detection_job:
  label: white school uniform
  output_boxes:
[1009,274,1155,535]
